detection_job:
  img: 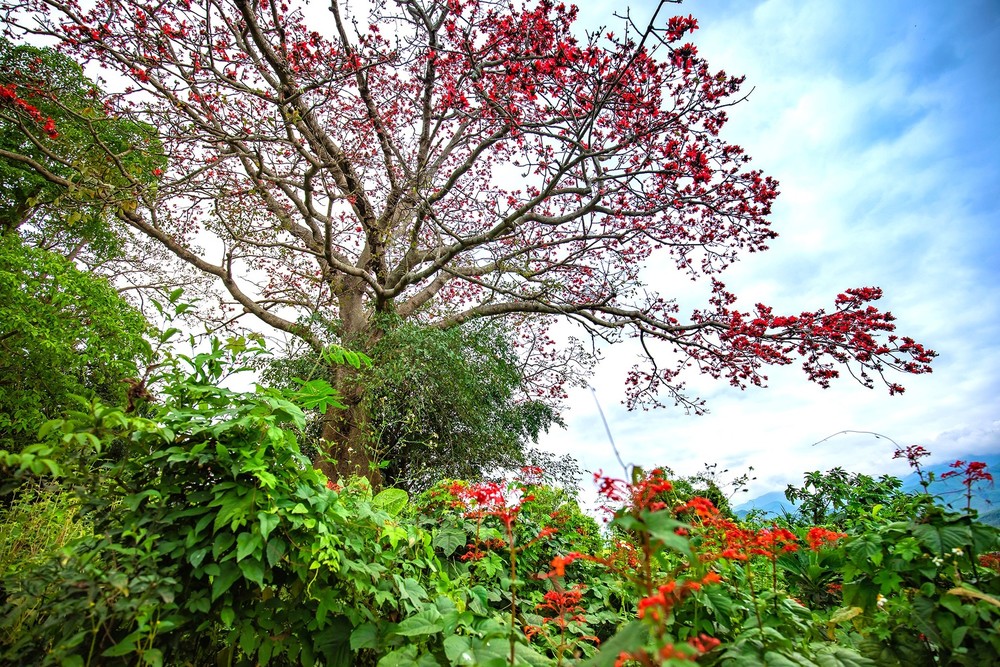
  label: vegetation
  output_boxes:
[1,330,996,665]
[2,1,989,664]
[0,234,151,451]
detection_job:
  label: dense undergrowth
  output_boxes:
[1,336,997,666]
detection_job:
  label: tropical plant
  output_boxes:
[0,234,151,451]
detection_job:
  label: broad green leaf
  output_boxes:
[444,635,475,666]
[212,562,242,601]
[350,623,378,650]
[813,646,877,667]
[258,511,279,540]
[393,609,444,637]
[236,531,262,561]
[827,606,863,625]
[912,523,971,556]
[579,621,648,667]
[372,488,408,516]
[239,557,265,587]
[433,528,467,557]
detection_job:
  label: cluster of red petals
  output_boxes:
[664,15,699,42]
[448,480,526,529]
[693,514,800,563]
[941,460,994,489]
[0,83,59,138]
[536,584,589,629]
[978,552,1000,574]
[751,526,800,560]
[549,551,587,577]
[675,496,720,520]
[637,571,721,623]
[806,527,847,551]
[595,468,673,516]
[893,444,931,469]
[614,632,720,665]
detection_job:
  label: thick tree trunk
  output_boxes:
[318,394,381,489]
[315,283,384,488]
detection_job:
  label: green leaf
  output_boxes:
[373,488,409,516]
[212,561,242,601]
[265,538,287,568]
[396,576,428,605]
[236,531,262,561]
[642,511,693,558]
[394,609,444,637]
[579,621,648,667]
[239,557,265,587]
[350,623,379,650]
[443,635,475,666]
[813,646,877,667]
[433,527,467,557]
[912,522,971,556]
[101,632,140,657]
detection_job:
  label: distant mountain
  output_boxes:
[733,453,1000,525]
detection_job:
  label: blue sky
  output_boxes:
[543,0,1000,497]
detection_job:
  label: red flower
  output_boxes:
[806,527,847,551]
[941,460,993,488]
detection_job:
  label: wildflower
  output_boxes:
[549,552,584,577]
[942,460,993,487]
[893,444,930,468]
[675,496,719,520]
[806,526,847,551]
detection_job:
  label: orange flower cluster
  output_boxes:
[636,572,722,623]
[805,527,847,551]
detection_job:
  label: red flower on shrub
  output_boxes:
[806,526,847,551]
[941,460,993,488]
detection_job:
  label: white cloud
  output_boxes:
[539,0,1000,499]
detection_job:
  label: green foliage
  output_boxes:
[0,234,151,451]
[834,505,1000,664]
[785,468,911,529]
[1,323,996,665]
[363,321,562,491]
[0,484,86,579]
[0,337,442,666]
[0,37,163,257]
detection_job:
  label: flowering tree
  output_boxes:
[1,0,935,480]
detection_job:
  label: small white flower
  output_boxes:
[952,547,965,556]
[876,594,886,608]
[932,556,944,566]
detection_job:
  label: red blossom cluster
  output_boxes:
[676,495,807,562]
[534,584,588,631]
[805,527,847,551]
[614,632,721,665]
[893,444,931,469]
[594,468,673,516]
[941,460,994,489]
[979,552,1000,574]
[0,83,59,138]
[637,572,722,622]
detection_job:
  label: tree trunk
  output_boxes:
[315,283,383,488]
[318,394,382,490]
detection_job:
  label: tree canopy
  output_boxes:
[0,37,163,262]
[0,235,151,450]
[0,0,936,481]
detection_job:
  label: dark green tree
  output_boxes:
[262,321,563,491]
[0,235,151,451]
[784,467,910,528]
[0,38,162,249]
